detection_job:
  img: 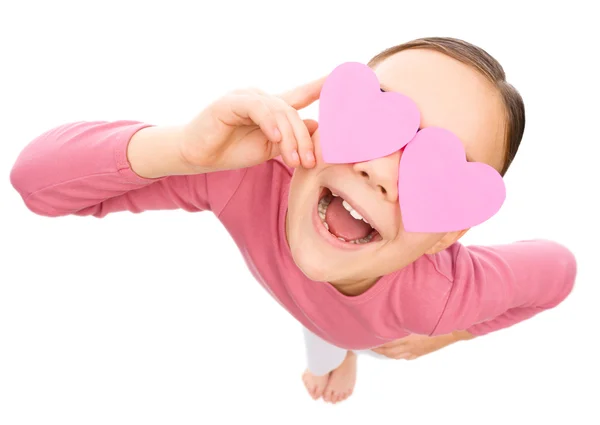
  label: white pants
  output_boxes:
[303,327,391,376]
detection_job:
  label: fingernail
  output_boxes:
[291,151,300,163]
[305,151,315,163]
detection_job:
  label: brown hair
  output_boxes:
[367,37,525,176]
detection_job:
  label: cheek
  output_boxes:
[311,129,324,163]
[289,169,313,204]
[286,176,303,223]
[289,162,330,198]
[287,169,319,230]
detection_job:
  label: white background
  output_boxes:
[1,1,599,424]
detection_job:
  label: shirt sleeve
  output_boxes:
[10,120,245,218]
[430,240,577,336]
[394,239,577,337]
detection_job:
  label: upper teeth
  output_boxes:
[318,191,377,244]
[342,199,369,224]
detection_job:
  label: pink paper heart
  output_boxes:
[398,127,506,233]
[318,62,420,164]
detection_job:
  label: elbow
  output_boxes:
[545,241,578,308]
[9,159,33,209]
[562,245,577,301]
[10,160,62,217]
[9,125,72,217]
[9,160,23,194]
[9,132,40,211]
[556,241,577,294]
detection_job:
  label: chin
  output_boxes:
[291,253,333,282]
[286,233,336,282]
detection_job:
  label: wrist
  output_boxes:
[127,125,192,178]
[452,330,476,341]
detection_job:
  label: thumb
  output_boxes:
[303,118,319,135]
[279,75,327,110]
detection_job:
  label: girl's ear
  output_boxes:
[425,229,470,255]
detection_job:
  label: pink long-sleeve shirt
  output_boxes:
[10,120,577,350]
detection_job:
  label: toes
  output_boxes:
[302,370,331,401]
[308,386,319,399]
[333,390,352,404]
[301,375,309,388]
[311,386,320,400]
[314,385,325,399]
[302,376,316,399]
[306,383,313,394]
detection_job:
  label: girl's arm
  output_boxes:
[394,239,577,337]
[10,121,242,218]
[433,239,577,336]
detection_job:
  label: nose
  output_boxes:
[352,151,400,202]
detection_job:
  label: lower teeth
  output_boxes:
[317,192,376,244]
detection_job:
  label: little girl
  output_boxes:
[10,37,577,405]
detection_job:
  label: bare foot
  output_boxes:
[323,351,357,404]
[302,369,330,400]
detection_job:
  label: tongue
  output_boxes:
[325,197,373,241]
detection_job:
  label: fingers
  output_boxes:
[274,108,316,168]
[380,349,413,360]
[375,339,408,349]
[272,109,300,167]
[251,95,317,168]
[287,111,316,167]
[221,89,318,168]
[226,94,281,143]
[279,75,327,110]
[271,116,318,168]
[371,346,414,360]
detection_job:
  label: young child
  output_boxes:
[10,37,577,405]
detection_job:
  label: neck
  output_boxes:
[328,276,380,296]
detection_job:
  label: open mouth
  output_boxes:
[316,188,381,245]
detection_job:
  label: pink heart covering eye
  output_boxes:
[398,127,506,233]
[318,62,420,163]
[318,62,507,233]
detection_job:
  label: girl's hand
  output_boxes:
[371,331,474,360]
[179,77,325,173]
